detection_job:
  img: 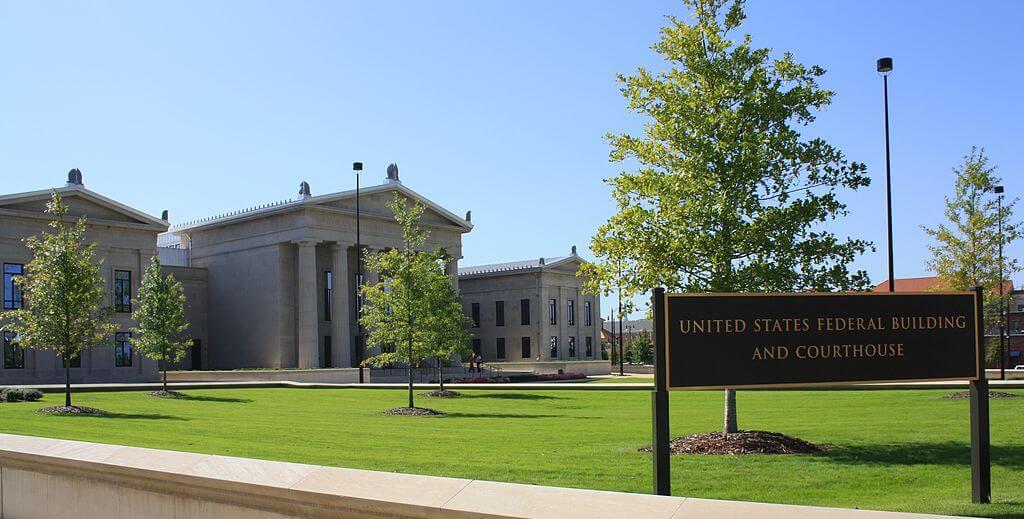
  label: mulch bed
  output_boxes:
[639,430,826,455]
[420,389,463,398]
[148,390,189,398]
[382,407,445,416]
[36,406,106,415]
[943,391,1016,399]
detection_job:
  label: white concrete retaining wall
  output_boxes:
[0,433,963,519]
[165,368,361,384]
[492,360,611,376]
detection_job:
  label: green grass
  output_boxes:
[1,388,1022,518]
[588,375,654,383]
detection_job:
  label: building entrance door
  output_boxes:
[324,336,332,368]
[190,340,202,370]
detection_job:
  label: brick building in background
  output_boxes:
[875,277,1021,370]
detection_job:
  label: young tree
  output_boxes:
[131,257,193,394]
[581,0,871,434]
[922,147,1020,361]
[626,331,655,365]
[422,269,473,392]
[2,192,116,409]
[359,195,452,410]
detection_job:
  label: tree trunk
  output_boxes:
[438,360,444,391]
[65,350,72,408]
[407,338,414,409]
[723,389,738,434]
[162,345,168,392]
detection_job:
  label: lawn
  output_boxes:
[1,387,1022,518]
[589,375,654,383]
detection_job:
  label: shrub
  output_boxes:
[23,389,43,402]
[2,387,25,402]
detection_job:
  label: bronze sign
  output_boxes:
[664,291,979,389]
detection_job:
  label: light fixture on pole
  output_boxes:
[877,57,895,292]
[994,185,1005,380]
[354,161,364,384]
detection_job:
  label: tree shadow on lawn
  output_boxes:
[464,393,565,401]
[53,411,190,421]
[822,441,1024,469]
[444,411,600,419]
[178,395,253,403]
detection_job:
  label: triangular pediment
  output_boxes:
[313,183,472,231]
[0,188,168,231]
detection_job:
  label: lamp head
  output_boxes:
[353,162,363,172]
[994,185,1004,194]
[877,57,893,75]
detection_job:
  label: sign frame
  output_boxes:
[649,286,991,504]
[662,290,982,391]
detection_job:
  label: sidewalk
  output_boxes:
[7,378,1024,392]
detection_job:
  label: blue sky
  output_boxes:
[2,1,1022,317]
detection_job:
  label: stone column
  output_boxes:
[330,243,352,367]
[445,256,459,291]
[295,240,320,369]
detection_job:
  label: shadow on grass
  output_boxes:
[465,393,565,401]
[445,411,602,419]
[822,442,1024,469]
[57,412,189,421]
[178,395,253,403]
[445,412,562,419]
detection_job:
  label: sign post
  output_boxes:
[969,286,991,504]
[651,289,989,504]
[651,287,670,496]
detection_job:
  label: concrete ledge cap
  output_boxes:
[0,434,971,519]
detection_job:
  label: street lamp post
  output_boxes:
[617,273,624,377]
[995,185,1005,380]
[354,161,364,383]
[877,57,895,292]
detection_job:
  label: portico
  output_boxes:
[164,174,472,370]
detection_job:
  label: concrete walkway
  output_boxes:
[9,378,1024,392]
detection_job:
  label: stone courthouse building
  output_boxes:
[0,167,473,384]
[458,251,602,363]
[1,167,608,385]
[160,168,471,371]
[0,170,193,384]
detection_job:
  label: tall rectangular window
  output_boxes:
[114,270,132,313]
[62,352,81,368]
[568,336,576,357]
[548,299,557,325]
[471,303,481,328]
[585,336,593,357]
[520,299,530,326]
[472,338,482,356]
[3,331,24,369]
[495,301,505,327]
[324,271,333,321]
[567,300,575,326]
[549,336,558,358]
[584,301,592,327]
[3,263,24,310]
[521,337,531,358]
[496,338,506,359]
[114,332,133,367]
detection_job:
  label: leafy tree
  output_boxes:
[922,147,1020,361]
[131,257,193,393]
[2,192,116,408]
[359,195,453,409]
[626,331,655,365]
[581,0,871,433]
[422,258,473,391]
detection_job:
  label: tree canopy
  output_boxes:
[581,0,871,432]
